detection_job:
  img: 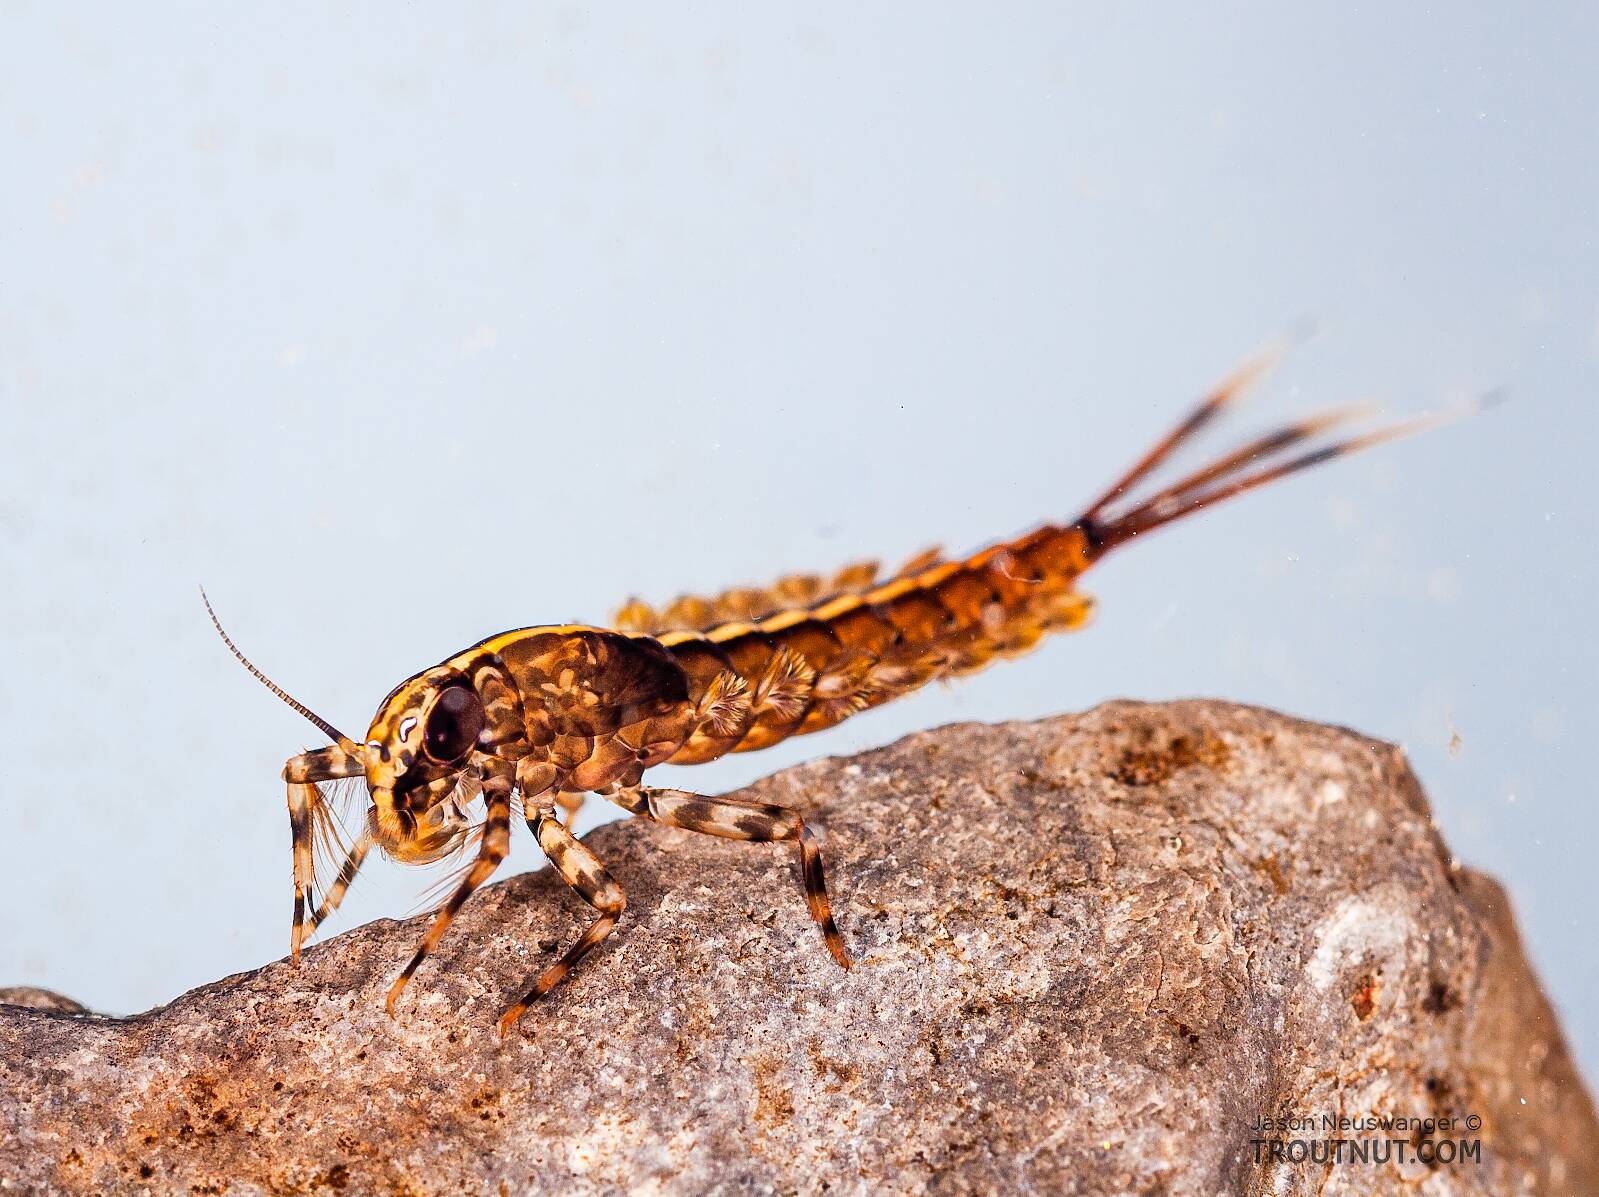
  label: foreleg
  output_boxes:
[282,744,365,963]
[385,779,512,1016]
[304,834,372,935]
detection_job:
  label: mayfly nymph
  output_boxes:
[207,345,1470,1035]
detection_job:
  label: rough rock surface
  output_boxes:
[2,701,1594,1196]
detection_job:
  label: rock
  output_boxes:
[1,701,1593,1196]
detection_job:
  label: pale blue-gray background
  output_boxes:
[3,4,1595,1082]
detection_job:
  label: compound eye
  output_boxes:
[423,685,485,763]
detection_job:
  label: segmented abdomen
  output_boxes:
[660,523,1096,765]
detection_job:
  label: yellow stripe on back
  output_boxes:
[658,554,977,652]
[448,624,655,670]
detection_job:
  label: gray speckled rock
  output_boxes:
[1,701,1594,1196]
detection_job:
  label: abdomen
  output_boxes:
[660,523,1096,765]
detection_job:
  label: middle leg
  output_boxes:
[497,808,627,1035]
[553,790,586,827]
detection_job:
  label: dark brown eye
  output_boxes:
[423,684,484,763]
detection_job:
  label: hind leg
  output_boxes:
[607,785,850,970]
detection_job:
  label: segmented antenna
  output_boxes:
[200,586,355,749]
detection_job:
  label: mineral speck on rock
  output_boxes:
[1,701,1593,1195]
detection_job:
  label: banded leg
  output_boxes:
[286,782,317,963]
[498,810,627,1036]
[385,781,512,1017]
[610,786,850,970]
[305,834,372,936]
[281,743,366,964]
